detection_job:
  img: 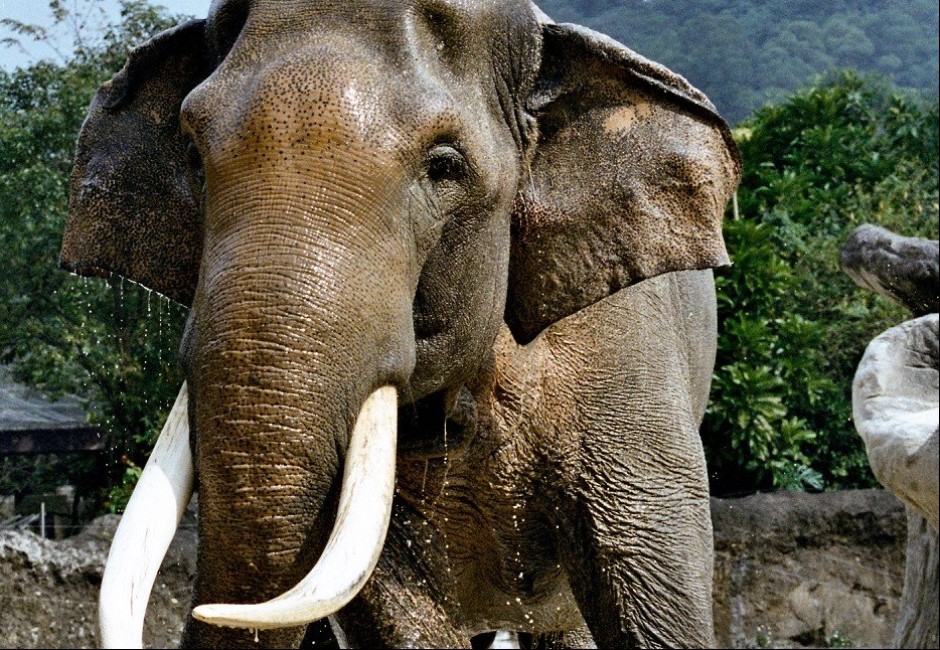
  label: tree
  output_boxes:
[538,0,939,123]
[703,72,939,494]
[0,1,191,510]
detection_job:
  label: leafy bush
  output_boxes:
[703,72,939,495]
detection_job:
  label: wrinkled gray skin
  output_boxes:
[61,1,739,647]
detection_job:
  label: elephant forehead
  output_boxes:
[205,0,540,101]
[232,0,526,35]
[188,49,425,152]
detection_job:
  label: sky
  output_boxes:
[0,0,211,70]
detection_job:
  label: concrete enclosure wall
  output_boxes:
[1,490,907,649]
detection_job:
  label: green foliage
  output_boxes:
[702,71,939,495]
[705,218,827,491]
[540,0,939,123]
[105,456,143,514]
[0,1,190,510]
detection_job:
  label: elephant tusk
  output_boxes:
[99,383,194,649]
[192,385,398,630]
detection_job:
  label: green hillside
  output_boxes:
[539,0,939,123]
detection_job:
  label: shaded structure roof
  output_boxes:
[0,366,103,453]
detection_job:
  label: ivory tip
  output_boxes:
[191,604,276,630]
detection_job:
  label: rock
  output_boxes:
[853,314,939,529]
[843,224,939,648]
[895,509,938,648]
[840,224,939,316]
[711,489,907,649]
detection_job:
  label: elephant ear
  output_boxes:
[506,22,741,343]
[60,20,213,305]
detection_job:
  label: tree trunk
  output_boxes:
[895,508,938,648]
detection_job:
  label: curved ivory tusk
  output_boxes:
[99,383,194,649]
[192,385,398,630]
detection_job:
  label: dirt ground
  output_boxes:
[0,510,197,648]
[0,489,906,649]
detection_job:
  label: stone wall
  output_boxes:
[713,489,907,649]
[0,490,906,649]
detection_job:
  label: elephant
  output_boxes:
[60,1,739,648]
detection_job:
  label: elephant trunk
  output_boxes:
[98,51,424,645]
[192,384,398,630]
[180,173,416,646]
[98,384,398,649]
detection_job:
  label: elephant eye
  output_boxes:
[426,144,468,184]
[186,140,205,187]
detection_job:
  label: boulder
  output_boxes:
[853,315,939,530]
[843,224,939,649]
[840,224,939,316]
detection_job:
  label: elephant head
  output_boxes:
[61,1,739,647]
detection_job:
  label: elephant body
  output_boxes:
[59,1,738,647]
[175,267,720,648]
[359,270,715,646]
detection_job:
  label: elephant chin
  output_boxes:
[98,385,399,649]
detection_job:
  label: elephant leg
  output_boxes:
[335,500,469,649]
[534,273,717,648]
[553,402,714,649]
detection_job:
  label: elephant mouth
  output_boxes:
[397,386,479,460]
[98,384,399,648]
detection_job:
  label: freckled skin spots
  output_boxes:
[603,101,654,134]
[61,1,740,647]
